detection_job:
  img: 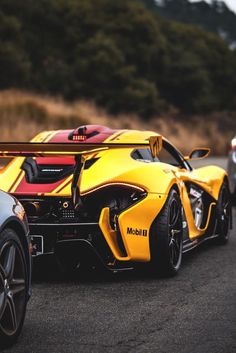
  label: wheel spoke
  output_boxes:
[169,242,174,263]
[0,292,4,308]
[172,237,180,251]
[0,292,6,321]
[168,198,182,267]
[171,241,178,264]
[6,296,17,333]
[169,204,174,225]
[11,278,26,295]
[4,245,16,280]
[223,201,229,210]
[172,240,178,261]
[169,202,180,228]
[0,265,6,322]
[170,204,175,225]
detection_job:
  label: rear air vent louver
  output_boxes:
[22,157,99,184]
[22,158,74,184]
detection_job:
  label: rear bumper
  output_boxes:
[28,192,168,266]
[29,222,115,267]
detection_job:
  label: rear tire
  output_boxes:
[149,189,183,276]
[0,229,27,348]
[216,182,231,245]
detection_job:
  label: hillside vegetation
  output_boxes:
[0,0,236,118]
[140,0,236,48]
[0,90,235,155]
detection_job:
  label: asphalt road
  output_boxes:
[3,157,236,353]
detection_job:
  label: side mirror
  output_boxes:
[184,148,210,160]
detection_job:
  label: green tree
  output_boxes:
[0,11,30,87]
[0,0,236,116]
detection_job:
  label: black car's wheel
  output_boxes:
[216,182,231,245]
[0,229,27,348]
[150,189,183,276]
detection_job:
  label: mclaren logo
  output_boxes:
[127,227,148,237]
[41,168,63,173]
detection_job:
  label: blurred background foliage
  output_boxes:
[0,0,236,119]
[142,0,236,48]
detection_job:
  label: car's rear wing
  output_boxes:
[0,136,162,207]
[0,135,162,158]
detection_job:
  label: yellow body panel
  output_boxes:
[0,127,227,264]
[190,166,227,199]
[117,193,168,261]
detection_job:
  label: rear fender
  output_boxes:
[99,191,171,262]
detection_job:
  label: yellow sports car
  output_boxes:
[0,125,231,276]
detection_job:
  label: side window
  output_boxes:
[159,141,190,170]
[132,143,191,170]
[158,147,180,166]
[132,149,158,162]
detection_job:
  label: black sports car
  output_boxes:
[0,190,31,348]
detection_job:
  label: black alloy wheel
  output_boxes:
[168,196,183,269]
[150,188,183,276]
[216,182,231,245]
[0,229,27,348]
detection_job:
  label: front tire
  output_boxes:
[149,189,183,276]
[0,229,28,348]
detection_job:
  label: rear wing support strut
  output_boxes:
[72,155,85,209]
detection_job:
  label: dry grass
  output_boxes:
[0,89,234,155]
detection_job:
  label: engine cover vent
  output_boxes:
[22,158,74,184]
